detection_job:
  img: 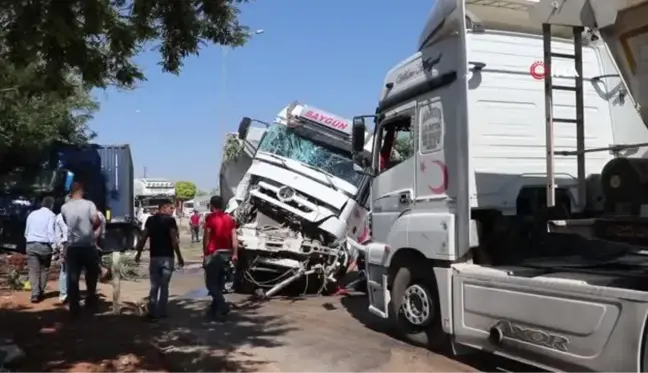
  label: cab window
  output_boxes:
[375,117,413,174]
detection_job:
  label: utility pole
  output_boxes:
[143,166,148,178]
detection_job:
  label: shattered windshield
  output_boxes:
[258,125,362,188]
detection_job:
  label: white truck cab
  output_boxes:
[224,101,371,297]
[134,178,176,221]
[350,0,648,371]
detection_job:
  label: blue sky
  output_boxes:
[91,0,433,191]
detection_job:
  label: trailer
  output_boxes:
[0,144,139,253]
[349,0,648,371]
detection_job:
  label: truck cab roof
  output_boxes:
[416,0,648,126]
[275,101,353,138]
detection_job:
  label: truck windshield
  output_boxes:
[258,125,363,188]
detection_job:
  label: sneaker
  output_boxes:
[30,296,40,304]
[59,297,68,304]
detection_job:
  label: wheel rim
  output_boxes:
[401,284,433,326]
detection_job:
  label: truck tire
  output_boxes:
[389,265,447,351]
[233,254,256,294]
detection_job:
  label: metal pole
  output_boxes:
[573,27,586,209]
[219,29,264,129]
[543,23,555,207]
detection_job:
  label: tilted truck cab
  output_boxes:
[350,0,648,371]
[221,101,371,297]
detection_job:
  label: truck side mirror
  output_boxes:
[352,117,366,152]
[238,117,252,141]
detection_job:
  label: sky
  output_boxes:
[90,0,434,191]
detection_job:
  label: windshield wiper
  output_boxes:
[259,152,288,168]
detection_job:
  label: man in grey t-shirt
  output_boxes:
[61,181,101,316]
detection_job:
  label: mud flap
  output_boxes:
[363,242,391,319]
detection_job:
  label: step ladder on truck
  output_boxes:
[347,0,648,371]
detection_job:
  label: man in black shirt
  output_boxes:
[135,200,184,319]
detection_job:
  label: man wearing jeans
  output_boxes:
[135,200,184,320]
[61,181,102,317]
[24,196,56,303]
[189,210,201,243]
[203,195,238,321]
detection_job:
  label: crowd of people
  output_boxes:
[23,186,238,322]
[24,181,106,316]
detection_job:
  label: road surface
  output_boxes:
[149,268,530,372]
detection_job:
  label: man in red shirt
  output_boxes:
[189,210,201,243]
[203,195,238,320]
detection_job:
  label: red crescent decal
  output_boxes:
[428,160,448,194]
[529,61,546,80]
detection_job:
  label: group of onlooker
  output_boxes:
[25,186,238,323]
[24,180,105,317]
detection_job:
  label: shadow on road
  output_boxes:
[338,294,541,372]
[0,290,294,372]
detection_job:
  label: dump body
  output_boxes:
[219,127,267,211]
[529,0,648,127]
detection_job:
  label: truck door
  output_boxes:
[370,116,415,244]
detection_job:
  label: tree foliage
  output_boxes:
[0,0,251,173]
[1,0,252,92]
[0,61,98,173]
[175,181,197,201]
[394,136,414,160]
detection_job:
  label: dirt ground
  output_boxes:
[0,247,532,372]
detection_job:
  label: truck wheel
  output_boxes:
[390,265,447,351]
[233,255,255,294]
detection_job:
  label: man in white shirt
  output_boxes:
[54,211,69,303]
[24,196,56,303]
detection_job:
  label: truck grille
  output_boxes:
[253,177,340,215]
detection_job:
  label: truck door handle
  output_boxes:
[399,193,410,204]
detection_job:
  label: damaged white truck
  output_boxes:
[349,0,648,371]
[220,102,371,297]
